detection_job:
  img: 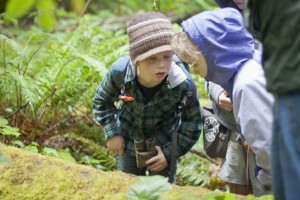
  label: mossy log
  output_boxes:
[0,143,219,200]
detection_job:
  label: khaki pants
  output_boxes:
[218,134,272,196]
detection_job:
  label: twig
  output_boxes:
[44,115,75,134]
[5,100,30,119]
[190,149,220,165]
[23,38,49,76]
[73,106,94,123]
[30,85,57,138]
[2,39,6,68]
[69,0,92,31]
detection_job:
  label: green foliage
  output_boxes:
[0,116,21,137]
[126,176,172,200]
[4,0,57,31]
[177,192,273,200]
[177,152,212,187]
[3,0,91,31]
[246,195,274,200]
[42,147,76,163]
[86,0,218,17]
[0,13,128,142]
[35,0,57,31]
[65,133,116,170]
[70,0,86,15]
[191,73,207,101]
[0,10,124,176]
[5,0,35,18]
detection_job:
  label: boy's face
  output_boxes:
[136,51,173,88]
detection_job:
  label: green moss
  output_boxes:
[0,143,134,200]
[0,143,219,200]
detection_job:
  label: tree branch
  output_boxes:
[190,149,220,165]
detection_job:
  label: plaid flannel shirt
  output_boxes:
[93,58,202,163]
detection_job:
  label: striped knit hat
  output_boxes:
[127,12,174,65]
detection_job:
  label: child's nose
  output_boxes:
[157,59,167,69]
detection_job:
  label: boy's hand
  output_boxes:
[106,135,125,155]
[146,146,168,171]
[218,90,233,112]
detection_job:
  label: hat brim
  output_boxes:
[133,45,173,65]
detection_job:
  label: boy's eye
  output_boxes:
[147,56,156,61]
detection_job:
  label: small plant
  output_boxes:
[0,116,21,138]
[126,175,172,200]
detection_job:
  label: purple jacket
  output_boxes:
[181,8,254,98]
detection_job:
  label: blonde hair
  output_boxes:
[171,29,206,68]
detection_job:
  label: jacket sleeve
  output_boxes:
[207,81,225,104]
[233,60,274,185]
[92,68,120,140]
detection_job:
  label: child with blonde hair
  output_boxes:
[171,8,273,195]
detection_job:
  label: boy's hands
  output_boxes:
[146,146,168,171]
[106,135,125,155]
[218,90,233,112]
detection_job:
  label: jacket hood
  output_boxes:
[215,0,242,13]
[181,8,254,98]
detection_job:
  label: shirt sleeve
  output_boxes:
[92,68,120,140]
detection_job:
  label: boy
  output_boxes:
[92,12,201,181]
[171,8,274,193]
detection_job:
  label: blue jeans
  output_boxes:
[272,92,300,200]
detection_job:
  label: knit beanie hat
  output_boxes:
[127,12,174,65]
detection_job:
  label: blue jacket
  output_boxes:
[181,8,254,99]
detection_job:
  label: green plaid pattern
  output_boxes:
[93,64,202,163]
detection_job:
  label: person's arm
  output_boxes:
[93,68,126,155]
[233,60,274,185]
[92,68,121,140]
[207,81,224,103]
[207,81,233,112]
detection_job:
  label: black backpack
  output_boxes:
[202,105,231,159]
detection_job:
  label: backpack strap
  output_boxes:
[111,55,131,90]
[168,93,187,183]
[173,54,197,102]
[111,55,134,101]
[169,55,197,183]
